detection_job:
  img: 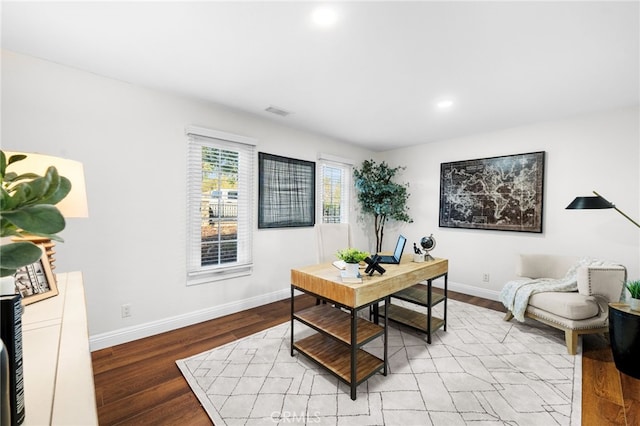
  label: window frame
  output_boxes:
[186,126,256,285]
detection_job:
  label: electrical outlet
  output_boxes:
[121,304,132,318]
[482,273,490,282]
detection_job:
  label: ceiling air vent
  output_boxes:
[265,105,291,117]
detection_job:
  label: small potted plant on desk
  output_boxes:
[336,248,369,278]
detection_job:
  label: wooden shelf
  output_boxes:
[391,283,445,307]
[294,304,384,346]
[379,304,445,334]
[293,333,384,385]
[382,278,448,344]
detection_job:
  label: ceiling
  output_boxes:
[2,1,638,151]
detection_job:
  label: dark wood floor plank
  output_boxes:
[127,393,212,426]
[97,377,206,425]
[621,371,640,426]
[91,291,639,425]
[581,334,626,426]
[92,313,265,374]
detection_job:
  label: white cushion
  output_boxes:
[528,291,599,320]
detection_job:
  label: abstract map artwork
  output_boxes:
[439,151,545,233]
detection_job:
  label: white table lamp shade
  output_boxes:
[4,151,88,218]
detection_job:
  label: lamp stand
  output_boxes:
[593,191,640,228]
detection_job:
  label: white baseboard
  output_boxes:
[89,287,291,351]
[432,279,501,302]
[89,281,501,351]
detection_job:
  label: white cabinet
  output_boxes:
[21,272,98,425]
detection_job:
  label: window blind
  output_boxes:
[186,127,255,283]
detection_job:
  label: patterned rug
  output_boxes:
[177,299,581,425]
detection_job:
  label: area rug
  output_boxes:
[177,299,581,425]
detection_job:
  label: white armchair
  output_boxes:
[502,254,626,355]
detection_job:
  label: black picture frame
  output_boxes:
[258,152,315,229]
[439,151,545,233]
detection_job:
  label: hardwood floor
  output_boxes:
[92,290,639,425]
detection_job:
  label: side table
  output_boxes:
[609,303,640,379]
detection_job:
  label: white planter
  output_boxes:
[630,297,640,312]
[344,263,360,277]
[0,276,16,295]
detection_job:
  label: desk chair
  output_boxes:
[316,223,351,263]
[315,223,351,305]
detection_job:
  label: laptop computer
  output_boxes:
[376,235,407,264]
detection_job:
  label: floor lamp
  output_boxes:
[6,152,89,274]
[567,190,640,379]
[566,190,640,229]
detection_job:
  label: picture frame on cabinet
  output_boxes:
[14,246,58,305]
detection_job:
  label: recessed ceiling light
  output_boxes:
[311,6,338,28]
[437,100,454,109]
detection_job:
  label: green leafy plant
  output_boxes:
[353,159,412,253]
[0,150,70,277]
[625,279,640,299]
[336,248,369,264]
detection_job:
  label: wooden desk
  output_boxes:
[290,257,448,399]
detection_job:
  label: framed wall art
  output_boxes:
[14,247,58,305]
[439,151,545,233]
[258,152,315,228]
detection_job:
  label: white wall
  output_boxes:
[3,50,638,349]
[1,50,373,349]
[383,107,640,299]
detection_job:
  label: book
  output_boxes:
[332,260,346,270]
[1,293,25,425]
[340,270,363,283]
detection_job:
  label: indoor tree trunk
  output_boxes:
[374,215,386,253]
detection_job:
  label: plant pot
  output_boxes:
[0,277,16,295]
[630,297,640,312]
[344,263,359,277]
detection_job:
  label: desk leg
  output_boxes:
[443,273,448,332]
[350,308,357,400]
[290,286,295,357]
[427,279,433,344]
[383,296,389,376]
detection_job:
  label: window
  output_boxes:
[186,126,256,284]
[317,155,352,224]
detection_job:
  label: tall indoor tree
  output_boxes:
[353,159,412,253]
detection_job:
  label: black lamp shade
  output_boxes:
[565,196,613,209]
